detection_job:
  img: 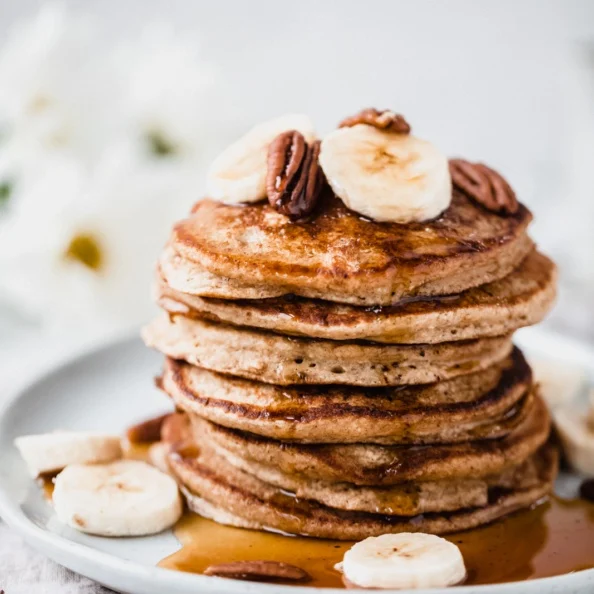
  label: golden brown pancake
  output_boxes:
[190,393,551,485]
[142,315,513,386]
[162,348,533,444]
[191,440,548,516]
[157,251,556,344]
[168,444,557,539]
[170,193,533,306]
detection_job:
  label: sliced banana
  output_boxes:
[530,357,588,410]
[148,442,172,475]
[319,124,451,223]
[207,114,316,204]
[53,460,182,536]
[14,431,122,478]
[554,405,594,477]
[337,533,466,589]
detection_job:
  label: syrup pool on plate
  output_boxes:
[159,495,594,588]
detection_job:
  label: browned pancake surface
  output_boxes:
[163,348,533,444]
[169,444,557,539]
[172,193,533,305]
[158,251,556,344]
[191,393,551,485]
[143,314,513,386]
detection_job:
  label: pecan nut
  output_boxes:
[161,412,192,447]
[339,108,411,134]
[449,159,519,215]
[204,560,312,583]
[266,131,325,220]
[126,413,171,444]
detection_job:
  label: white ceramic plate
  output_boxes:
[0,328,593,594]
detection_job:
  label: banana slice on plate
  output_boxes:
[319,124,451,223]
[336,533,466,589]
[14,431,122,477]
[207,114,316,204]
[530,357,589,410]
[53,460,182,536]
[554,399,594,477]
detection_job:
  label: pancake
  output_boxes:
[162,348,533,444]
[158,251,556,345]
[142,315,513,386]
[192,440,548,516]
[191,393,551,485]
[170,193,533,306]
[168,444,557,539]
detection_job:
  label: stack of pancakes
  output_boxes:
[143,192,558,540]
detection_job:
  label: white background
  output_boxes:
[0,3,592,591]
[1,0,593,343]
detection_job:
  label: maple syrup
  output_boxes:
[159,495,594,588]
[41,476,55,500]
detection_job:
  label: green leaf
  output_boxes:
[146,130,177,157]
[0,181,12,206]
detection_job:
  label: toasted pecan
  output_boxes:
[266,131,324,220]
[339,108,410,134]
[126,413,171,443]
[204,560,311,582]
[449,159,519,215]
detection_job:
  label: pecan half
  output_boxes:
[266,131,325,220]
[126,413,171,444]
[339,108,411,134]
[204,560,311,583]
[161,412,192,446]
[449,159,519,215]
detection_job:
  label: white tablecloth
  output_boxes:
[0,521,112,594]
[0,318,114,594]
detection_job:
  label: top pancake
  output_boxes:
[171,192,533,306]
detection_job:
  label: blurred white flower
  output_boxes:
[0,150,185,337]
[0,5,111,166]
[0,4,219,336]
[113,24,217,164]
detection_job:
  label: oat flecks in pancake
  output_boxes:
[142,315,513,386]
[171,193,533,306]
[168,443,558,540]
[157,251,556,344]
[162,348,533,444]
[189,393,551,485]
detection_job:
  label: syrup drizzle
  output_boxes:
[40,440,594,587]
[159,496,594,588]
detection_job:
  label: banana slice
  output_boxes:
[319,124,451,223]
[14,431,122,478]
[53,460,182,536]
[554,405,594,477]
[530,357,588,410]
[207,114,316,204]
[337,533,466,589]
[148,442,172,475]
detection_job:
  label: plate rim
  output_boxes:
[0,330,593,594]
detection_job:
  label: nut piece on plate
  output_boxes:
[266,131,325,220]
[335,533,466,589]
[449,159,518,215]
[319,122,451,223]
[14,431,122,478]
[207,114,316,204]
[339,108,411,134]
[126,412,171,444]
[161,412,193,447]
[52,460,182,536]
[204,560,312,583]
[554,390,594,477]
